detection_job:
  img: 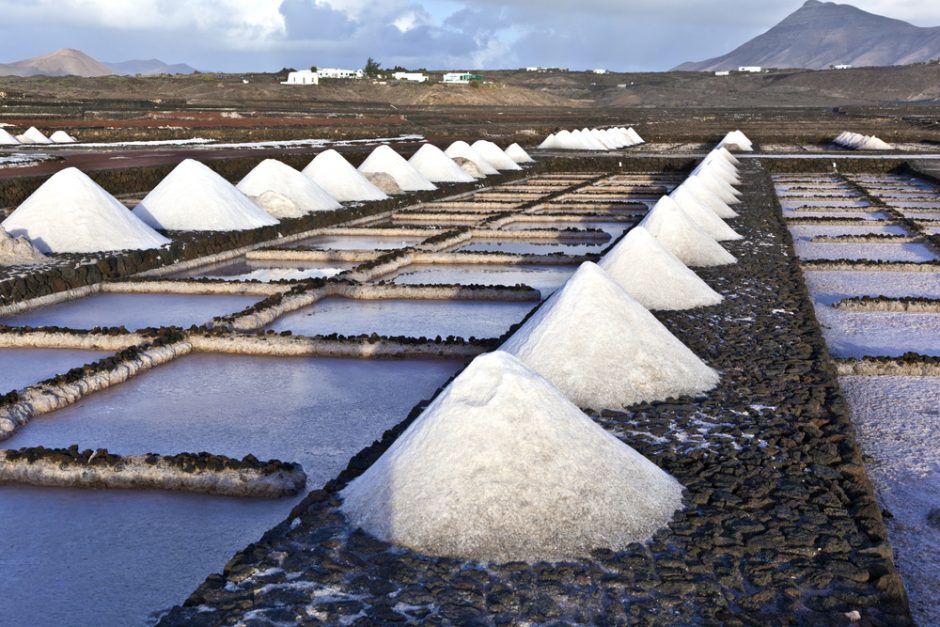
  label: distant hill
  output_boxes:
[104,59,197,76]
[0,48,196,77]
[675,0,940,71]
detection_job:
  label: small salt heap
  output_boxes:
[452,157,485,179]
[625,127,644,144]
[639,196,736,267]
[237,159,341,218]
[718,130,752,152]
[505,143,535,164]
[408,144,476,183]
[133,159,280,231]
[599,226,723,310]
[444,141,499,176]
[301,149,389,202]
[834,132,894,151]
[363,172,403,195]
[668,185,741,241]
[341,350,685,563]
[49,131,78,144]
[501,262,720,409]
[673,176,738,219]
[471,140,523,171]
[3,168,170,253]
[0,228,47,265]
[0,129,20,145]
[359,145,437,191]
[22,127,52,145]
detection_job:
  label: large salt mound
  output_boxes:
[639,196,736,267]
[0,228,47,265]
[302,149,389,202]
[49,130,78,144]
[444,141,499,176]
[505,143,535,164]
[23,127,52,144]
[133,159,280,231]
[676,176,738,219]
[3,168,170,253]
[237,159,340,218]
[625,127,644,144]
[599,226,722,310]
[668,187,742,241]
[452,157,485,179]
[537,133,558,150]
[501,262,720,409]
[359,145,437,191]
[341,350,684,563]
[471,140,523,171]
[0,129,19,145]
[695,168,742,205]
[408,144,475,183]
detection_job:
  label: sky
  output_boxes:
[1,0,939,72]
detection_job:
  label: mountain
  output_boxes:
[675,0,940,71]
[0,48,112,77]
[0,48,196,77]
[104,59,197,76]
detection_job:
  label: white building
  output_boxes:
[443,72,482,84]
[591,68,609,75]
[738,66,763,73]
[317,68,364,79]
[714,71,731,77]
[525,67,542,72]
[392,72,429,83]
[282,70,319,85]
[832,64,853,70]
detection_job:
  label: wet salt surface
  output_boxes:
[814,306,940,358]
[392,263,577,297]
[780,199,870,209]
[788,224,909,239]
[170,258,356,282]
[457,240,605,255]
[784,210,891,220]
[839,376,940,627]
[0,354,462,627]
[284,234,426,251]
[900,210,940,220]
[0,293,261,331]
[501,220,633,239]
[266,296,535,339]
[0,348,109,393]
[793,241,937,262]
[803,270,940,305]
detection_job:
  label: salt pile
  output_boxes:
[451,157,486,179]
[668,187,741,241]
[0,227,47,265]
[501,262,720,409]
[674,176,738,219]
[625,127,644,144]
[471,140,523,171]
[718,130,752,152]
[22,127,52,145]
[505,143,535,164]
[538,126,643,151]
[341,350,684,563]
[444,141,499,176]
[2,168,170,253]
[358,145,437,191]
[639,196,736,266]
[363,172,403,195]
[408,144,476,183]
[301,149,389,202]
[0,129,19,145]
[834,132,894,151]
[599,226,722,310]
[236,159,341,218]
[133,159,280,231]
[49,131,78,144]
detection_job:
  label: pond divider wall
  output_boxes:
[832,296,940,313]
[835,355,940,376]
[0,329,148,351]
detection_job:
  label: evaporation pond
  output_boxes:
[814,306,940,358]
[792,241,937,262]
[0,354,461,627]
[0,293,261,330]
[802,270,940,306]
[0,348,108,392]
[502,220,632,238]
[788,224,909,239]
[457,239,606,255]
[170,257,356,282]
[393,263,578,297]
[266,297,535,338]
[284,234,425,251]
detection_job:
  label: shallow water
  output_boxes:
[267,296,535,339]
[814,307,940,358]
[787,224,909,239]
[170,258,356,282]
[792,241,937,262]
[392,263,577,297]
[0,293,261,330]
[284,234,426,251]
[0,354,462,627]
[0,348,109,393]
[802,270,940,306]
[457,240,604,255]
[501,220,632,239]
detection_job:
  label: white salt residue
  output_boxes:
[2,168,170,253]
[839,376,940,626]
[814,306,940,358]
[341,351,684,563]
[0,228,47,265]
[500,262,719,409]
[505,143,535,164]
[793,241,938,263]
[0,153,57,169]
[470,140,523,171]
[237,159,341,218]
[802,270,940,306]
[358,145,437,191]
[599,226,722,310]
[787,224,909,240]
[202,267,344,283]
[301,149,389,202]
[443,141,499,175]
[639,196,736,267]
[407,144,475,183]
[133,159,280,231]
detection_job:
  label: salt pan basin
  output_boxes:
[0,293,261,330]
[285,234,425,251]
[392,264,578,297]
[457,240,605,255]
[803,270,940,306]
[171,258,356,282]
[0,354,461,627]
[267,297,535,339]
[814,307,940,358]
[788,224,909,239]
[502,220,633,239]
[0,348,108,392]
[793,241,937,262]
